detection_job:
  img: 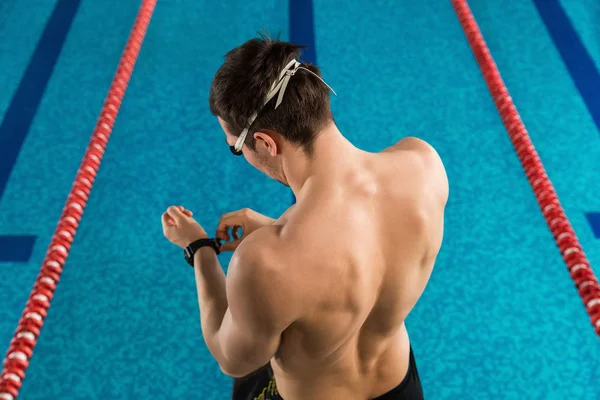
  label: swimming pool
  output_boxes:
[1,0,599,398]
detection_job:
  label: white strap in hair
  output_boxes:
[234,59,336,152]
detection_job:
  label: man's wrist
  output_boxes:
[185,234,209,248]
[193,245,219,266]
[184,236,220,268]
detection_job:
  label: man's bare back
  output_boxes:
[241,137,448,399]
[177,36,451,400]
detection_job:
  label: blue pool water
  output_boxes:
[0,0,599,398]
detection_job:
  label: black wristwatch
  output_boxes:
[184,238,221,267]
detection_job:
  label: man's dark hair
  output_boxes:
[209,33,333,154]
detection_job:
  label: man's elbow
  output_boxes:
[217,340,270,377]
[218,360,257,378]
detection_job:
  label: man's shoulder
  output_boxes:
[383,137,441,165]
[229,225,298,283]
[227,226,304,323]
[232,225,283,267]
[382,137,448,205]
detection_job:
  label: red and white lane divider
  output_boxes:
[0,0,157,398]
[450,0,600,336]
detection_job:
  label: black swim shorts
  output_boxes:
[231,346,423,400]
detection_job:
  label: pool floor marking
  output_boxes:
[0,0,81,262]
[585,213,600,239]
[289,0,317,65]
[289,0,316,205]
[533,0,600,238]
[0,236,37,263]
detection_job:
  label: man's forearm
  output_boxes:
[193,247,228,362]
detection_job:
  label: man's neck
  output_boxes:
[282,123,360,199]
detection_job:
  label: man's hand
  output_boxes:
[216,208,275,252]
[161,205,208,248]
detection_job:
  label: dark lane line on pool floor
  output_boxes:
[289,0,316,206]
[533,0,600,239]
[0,0,82,262]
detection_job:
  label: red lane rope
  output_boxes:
[451,0,600,337]
[0,1,157,398]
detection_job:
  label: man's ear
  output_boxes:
[253,131,279,156]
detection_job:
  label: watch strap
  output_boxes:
[184,238,221,267]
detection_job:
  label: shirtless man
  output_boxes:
[161,36,448,400]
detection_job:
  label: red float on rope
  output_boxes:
[0,1,157,398]
[451,0,600,336]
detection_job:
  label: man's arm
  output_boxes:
[193,230,297,377]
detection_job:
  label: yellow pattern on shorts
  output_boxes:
[253,377,279,400]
